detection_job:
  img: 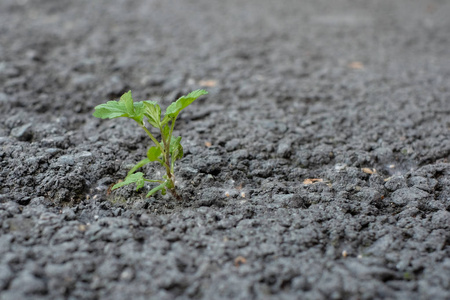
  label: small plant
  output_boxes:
[93,89,208,200]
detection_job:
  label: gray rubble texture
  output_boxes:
[1,0,449,299]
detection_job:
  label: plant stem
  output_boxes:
[139,123,164,153]
[140,123,172,171]
[159,124,179,201]
[144,179,164,183]
[163,141,173,181]
[139,120,182,201]
[168,187,182,201]
[167,116,177,150]
[166,116,179,177]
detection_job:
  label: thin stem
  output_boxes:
[138,123,164,153]
[167,116,177,150]
[144,179,164,183]
[159,125,174,183]
[139,122,171,170]
[166,116,178,179]
[137,120,182,201]
[168,187,182,201]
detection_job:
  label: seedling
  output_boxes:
[93,90,208,200]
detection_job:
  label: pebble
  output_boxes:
[277,140,292,158]
[9,271,47,295]
[56,155,75,167]
[0,264,13,289]
[390,187,430,206]
[10,123,33,141]
[384,175,407,192]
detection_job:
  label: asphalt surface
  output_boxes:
[1,0,449,299]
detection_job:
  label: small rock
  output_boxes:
[29,197,46,206]
[334,163,347,172]
[231,150,249,161]
[354,187,382,204]
[0,264,13,289]
[179,167,198,178]
[194,155,223,175]
[45,148,61,156]
[384,175,407,192]
[9,271,47,295]
[75,151,93,161]
[41,136,69,148]
[62,208,76,221]
[431,210,450,229]
[272,194,308,208]
[277,141,292,158]
[199,188,225,207]
[10,123,33,141]
[120,268,135,281]
[390,187,430,206]
[113,208,122,217]
[408,176,437,192]
[56,155,75,167]
[17,197,31,205]
[225,139,240,152]
[373,147,393,161]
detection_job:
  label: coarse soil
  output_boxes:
[1,0,450,299]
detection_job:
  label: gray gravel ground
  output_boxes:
[1,0,450,299]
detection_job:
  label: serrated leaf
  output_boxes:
[126,100,150,125]
[132,102,146,124]
[93,101,128,119]
[147,146,162,161]
[170,136,183,161]
[127,158,150,177]
[93,91,146,125]
[120,91,134,115]
[146,182,167,197]
[112,172,145,191]
[162,90,208,124]
[143,101,161,128]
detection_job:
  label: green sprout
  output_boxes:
[93,89,208,200]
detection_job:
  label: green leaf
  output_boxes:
[129,101,149,125]
[127,158,150,177]
[93,101,128,119]
[121,91,134,115]
[131,102,146,124]
[112,172,146,191]
[143,101,161,128]
[170,136,184,161]
[146,182,168,197]
[93,90,146,125]
[162,90,208,124]
[147,146,162,161]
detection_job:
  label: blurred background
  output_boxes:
[2,0,448,113]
